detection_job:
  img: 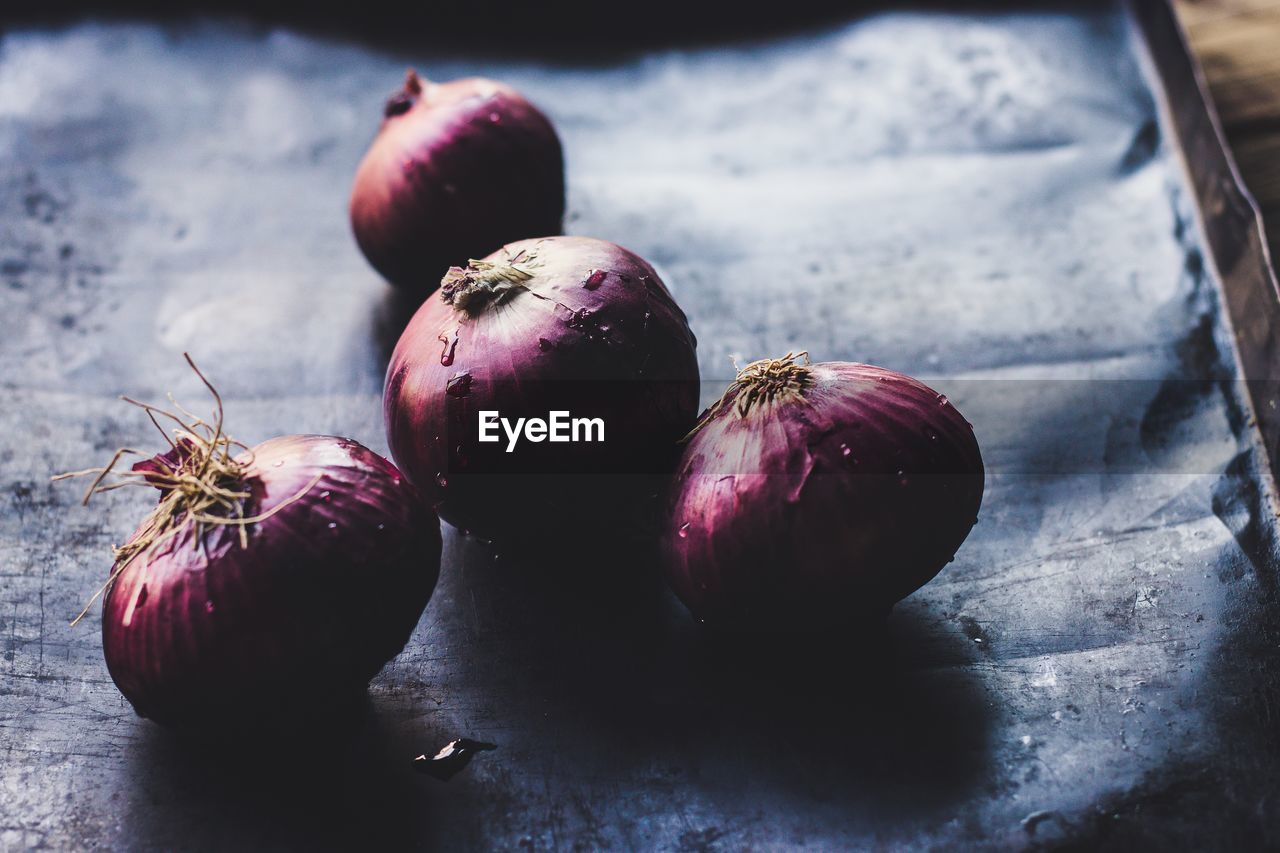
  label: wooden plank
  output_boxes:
[1176,0,1280,29]
[1176,0,1280,263]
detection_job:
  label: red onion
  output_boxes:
[384,235,700,542]
[60,365,439,732]
[661,354,983,631]
[350,70,564,294]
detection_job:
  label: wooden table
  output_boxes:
[1177,0,1280,266]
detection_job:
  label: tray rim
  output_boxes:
[1133,0,1280,504]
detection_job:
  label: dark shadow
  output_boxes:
[452,529,995,820]
[12,1,1113,59]
[693,610,993,814]
[117,696,442,849]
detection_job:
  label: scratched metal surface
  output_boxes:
[3,3,1280,849]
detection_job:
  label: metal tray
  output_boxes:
[3,0,1279,847]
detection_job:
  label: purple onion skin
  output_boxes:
[661,363,984,632]
[385,236,700,543]
[101,435,440,733]
[350,74,565,295]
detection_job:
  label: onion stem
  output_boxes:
[682,351,813,442]
[439,258,537,312]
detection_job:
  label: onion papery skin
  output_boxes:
[661,362,984,632]
[384,236,700,543]
[101,435,440,733]
[350,73,565,294]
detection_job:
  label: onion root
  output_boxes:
[53,354,320,626]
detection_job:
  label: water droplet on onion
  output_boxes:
[438,330,460,366]
[445,372,473,397]
[678,522,691,538]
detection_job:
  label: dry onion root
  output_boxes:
[56,356,441,733]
